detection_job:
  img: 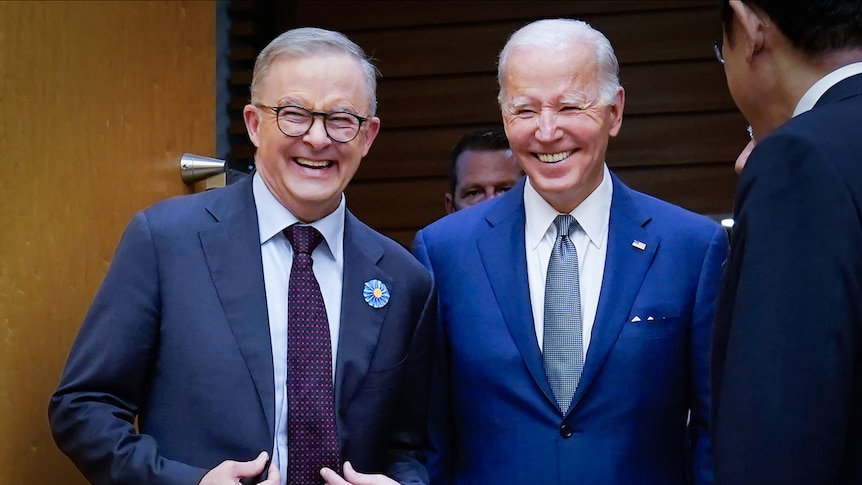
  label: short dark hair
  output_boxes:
[448,129,510,193]
[719,0,862,56]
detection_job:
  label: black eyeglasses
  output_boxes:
[714,40,725,64]
[255,104,368,143]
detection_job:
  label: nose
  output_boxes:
[486,187,504,200]
[303,116,332,148]
[535,110,561,142]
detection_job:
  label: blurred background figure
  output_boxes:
[444,129,523,214]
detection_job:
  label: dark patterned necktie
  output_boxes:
[543,214,584,414]
[283,224,341,484]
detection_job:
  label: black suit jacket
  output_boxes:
[712,73,862,484]
[48,175,436,485]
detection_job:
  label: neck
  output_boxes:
[751,47,862,139]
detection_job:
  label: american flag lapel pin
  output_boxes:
[631,240,647,251]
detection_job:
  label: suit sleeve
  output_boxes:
[48,212,208,485]
[713,135,861,484]
[384,259,437,485]
[411,230,453,485]
[688,224,728,485]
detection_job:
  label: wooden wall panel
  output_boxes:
[295,1,714,31]
[0,1,215,482]
[375,61,733,129]
[229,0,743,246]
[348,6,723,78]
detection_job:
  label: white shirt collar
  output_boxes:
[252,171,345,262]
[793,61,862,117]
[524,164,613,250]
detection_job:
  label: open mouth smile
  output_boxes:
[295,157,333,169]
[535,150,573,163]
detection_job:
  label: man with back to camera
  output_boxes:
[48,27,435,485]
[711,1,862,483]
[413,18,727,485]
[443,129,523,214]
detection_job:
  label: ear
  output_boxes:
[359,116,381,157]
[607,86,625,138]
[729,0,767,61]
[243,104,262,148]
[444,193,456,214]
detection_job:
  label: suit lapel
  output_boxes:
[569,176,657,412]
[198,177,275,439]
[477,181,557,406]
[334,211,388,415]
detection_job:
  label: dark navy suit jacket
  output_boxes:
[712,73,862,484]
[49,175,436,485]
[414,174,727,485]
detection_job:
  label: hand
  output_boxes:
[199,451,280,485]
[320,461,400,485]
[735,139,756,174]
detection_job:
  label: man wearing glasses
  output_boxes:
[711,1,862,484]
[49,27,435,485]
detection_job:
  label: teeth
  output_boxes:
[296,158,331,168]
[537,151,572,163]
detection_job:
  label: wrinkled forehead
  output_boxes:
[260,52,374,109]
[499,44,603,104]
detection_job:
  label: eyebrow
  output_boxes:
[275,97,361,113]
[506,94,593,109]
[506,98,532,110]
[560,94,590,105]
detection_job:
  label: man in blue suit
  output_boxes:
[711,1,862,483]
[413,18,727,485]
[49,28,435,485]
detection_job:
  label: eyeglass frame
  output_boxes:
[254,103,369,143]
[713,39,725,64]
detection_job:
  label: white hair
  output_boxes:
[497,18,621,106]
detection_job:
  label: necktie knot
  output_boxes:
[553,214,576,240]
[284,224,324,255]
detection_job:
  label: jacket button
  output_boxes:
[560,424,574,438]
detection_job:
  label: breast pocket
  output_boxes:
[618,308,684,339]
[360,354,409,391]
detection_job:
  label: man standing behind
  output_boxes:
[414,19,727,485]
[49,28,435,485]
[444,129,523,213]
[711,1,862,483]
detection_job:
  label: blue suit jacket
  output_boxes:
[414,174,727,485]
[712,73,862,484]
[49,175,436,485]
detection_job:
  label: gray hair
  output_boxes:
[497,18,620,106]
[250,27,380,115]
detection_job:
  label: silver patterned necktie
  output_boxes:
[543,214,584,414]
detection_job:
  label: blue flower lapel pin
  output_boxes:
[363,279,390,309]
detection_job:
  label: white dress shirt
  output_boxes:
[524,164,612,355]
[253,172,344,484]
[793,61,862,116]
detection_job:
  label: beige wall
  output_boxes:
[0,1,215,482]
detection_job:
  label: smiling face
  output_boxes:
[243,52,380,222]
[500,42,623,213]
